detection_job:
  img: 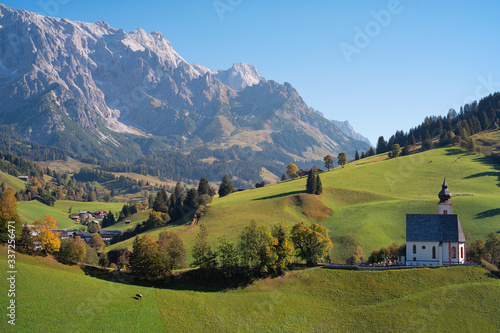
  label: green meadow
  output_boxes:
[17,200,125,229]
[0,171,27,193]
[110,147,500,263]
[1,247,498,332]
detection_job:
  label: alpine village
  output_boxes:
[0,3,499,332]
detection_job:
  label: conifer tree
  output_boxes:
[197,177,210,196]
[174,182,183,198]
[184,188,199,210]
[281,174,287,181]
[169,193,177,212]
[218,174,233,198]
[376,136,387,154]
[315,174,323,195]
[306,169,317,194]
[354,150,360,161]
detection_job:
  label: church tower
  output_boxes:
[438,178,452,215]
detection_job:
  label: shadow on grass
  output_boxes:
[474,208,500,219]
[81,264,315,293]
[445,148,473,156]
[252,190,305,201]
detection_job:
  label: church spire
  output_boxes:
[438,178,452,214]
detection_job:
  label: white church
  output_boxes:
[399,179,466,266]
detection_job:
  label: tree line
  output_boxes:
[130,220,333,282]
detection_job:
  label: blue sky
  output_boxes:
[3,0,500,145]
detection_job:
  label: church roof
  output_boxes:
[438,178,452,203]
[406,214,465,242]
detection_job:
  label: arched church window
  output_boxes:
[432,246,436,259]
[460,247,463,259]
[451,247,456,259]
[413,244,416,254]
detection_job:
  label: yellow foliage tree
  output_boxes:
[35,215,61,254]
[0,189,22,242]
[291,222,333,266]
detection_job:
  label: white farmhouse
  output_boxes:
[399,179,466,266]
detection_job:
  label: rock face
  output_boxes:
[330,120,372,146]
[0,4,369,162]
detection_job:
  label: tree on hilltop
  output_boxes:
[218,174,233,198]
[323,155,333,171]
[286,163,299,179]
[338,152,347,168]
[197,177,210,196]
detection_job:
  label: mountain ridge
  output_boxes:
[0,4,369,182]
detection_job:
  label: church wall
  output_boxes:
[441,242,465,264]
[406,241,441,266]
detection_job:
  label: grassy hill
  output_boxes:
[0,170,27,193]
[111,147,500,264]
[1,246,498,332]
[17,200,125,229]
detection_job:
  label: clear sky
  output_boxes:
[3,0,500,145]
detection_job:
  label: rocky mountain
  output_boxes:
[0,4,369,181]
[330,120,371,146]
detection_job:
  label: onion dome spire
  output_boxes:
[438,178,451,202]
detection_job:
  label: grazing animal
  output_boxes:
[136,294,142,299]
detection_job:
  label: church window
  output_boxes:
[443,210,448,215]
[422,246,426,249]
[413,245,416,253]
[460,247,463,259]
[432,246,436,259]
[451,247,456,259]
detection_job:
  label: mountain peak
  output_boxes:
[214,62,264,91]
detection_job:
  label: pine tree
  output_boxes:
[218,174,233,198]
[422,129,433,150]
[368,147,376,156]
[306,169,317,194]
[354,150,360,161]
[197,177,210,196]
[174,182,183,198]
[315,174,323,195]
[184,188,199,210]
[376,136,387,154]
[169,193,177,212]
[281,174,287,181]
[153,191,168,213]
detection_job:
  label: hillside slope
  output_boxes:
[1,247,499,332]
[111,147,500,263]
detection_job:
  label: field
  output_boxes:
[110,147,500,263]
[103,209,151,232]
[1,246,498,332]
[17,200,125,229]
[0,170,27,193]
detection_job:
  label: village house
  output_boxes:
[93,210,108,219]
[99,230,122,244]
[17,175,29,181]
[399,180,466,266]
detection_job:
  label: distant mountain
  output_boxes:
[0,4,369,182]
[330,120,371,146]
[309,108,371,146]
